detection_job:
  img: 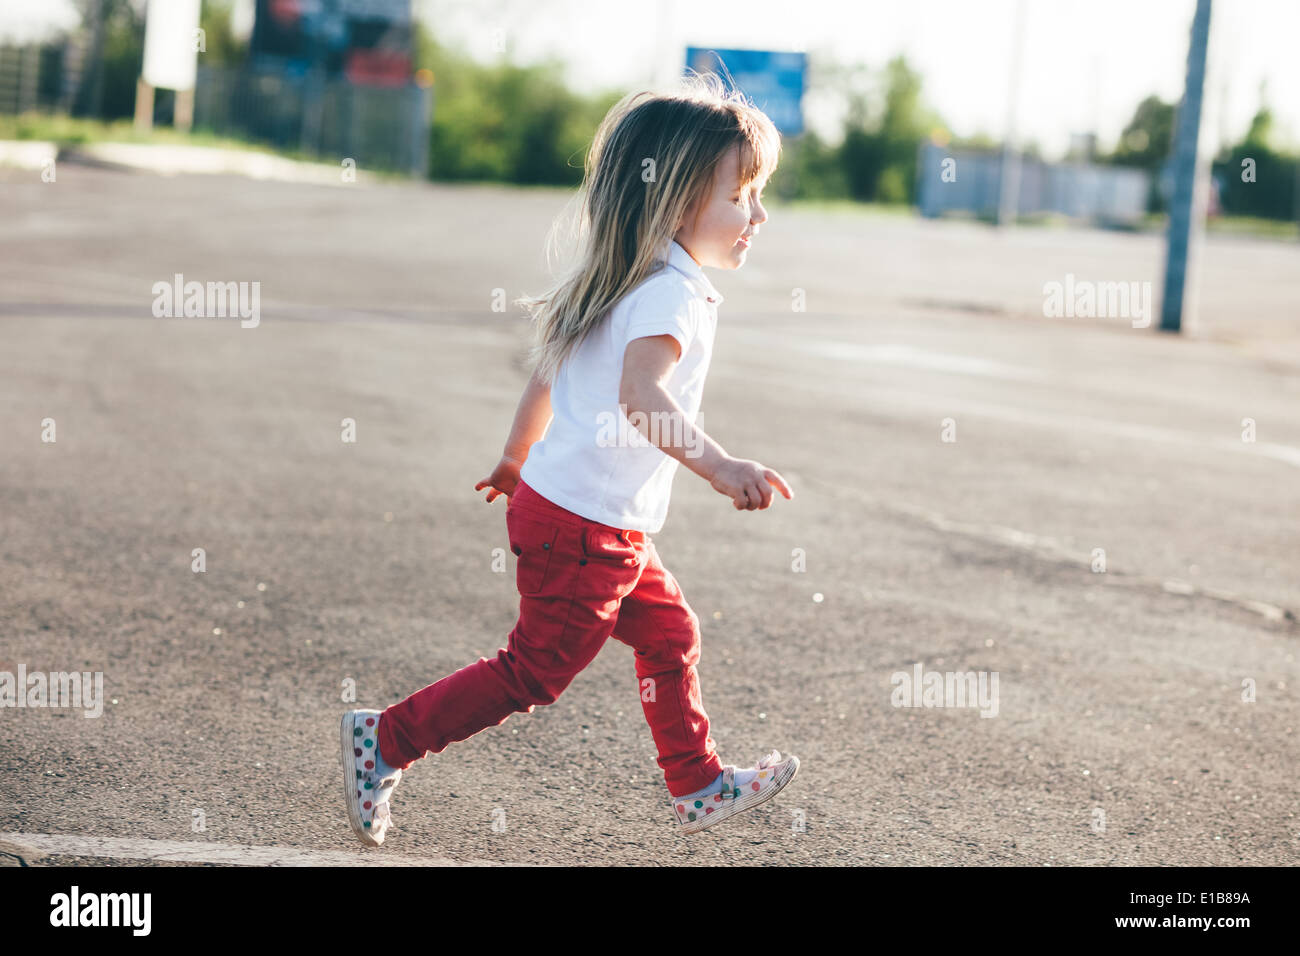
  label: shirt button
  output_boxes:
[542,542,550,550]
[579,558,587,566]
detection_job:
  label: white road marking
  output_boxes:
[713,364,1300,470]
[0,832,510,867]
[753,334,1050,382]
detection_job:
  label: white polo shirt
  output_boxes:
[519,239,722,533]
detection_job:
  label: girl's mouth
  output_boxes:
[736,236,750,248]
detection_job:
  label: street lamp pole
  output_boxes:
[1159,0,1213,333]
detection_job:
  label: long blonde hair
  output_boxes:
[516,71,781,386]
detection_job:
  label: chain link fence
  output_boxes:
[194,65,431,176]
[0,44,69,115]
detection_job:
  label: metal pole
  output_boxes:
[997,0,1027,226]
[1159,0,1213,333]
[134,77,154,130]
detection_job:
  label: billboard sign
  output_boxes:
[250,0,412,84]
[142,0,202,91]
[684,47,807,135]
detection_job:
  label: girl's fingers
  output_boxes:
[764,469,793,499]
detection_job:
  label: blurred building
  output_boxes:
[917,141,1151,227]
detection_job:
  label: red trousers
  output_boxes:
[377,478,724,797]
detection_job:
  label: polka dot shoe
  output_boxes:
[672,750,800,834]
[340,709,403,847]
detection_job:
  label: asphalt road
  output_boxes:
[1,162,1297,865]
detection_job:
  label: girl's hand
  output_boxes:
[475,455,525,504]
[709,456,794,511]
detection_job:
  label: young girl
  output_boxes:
[341,73,797,844]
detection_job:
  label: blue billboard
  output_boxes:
[684,48,807,136]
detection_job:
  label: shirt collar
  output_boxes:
[664,239,724,306]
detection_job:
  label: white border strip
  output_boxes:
[0,833,510,867]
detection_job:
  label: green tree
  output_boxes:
[1103,95,1176,212]
[836,56,939,204]
[199,0,246,67]
[1106,95,1175,171]
[1211,103,1298,221]
[415,26,619,184]
[71,0,144,120]
[769,130,849,200]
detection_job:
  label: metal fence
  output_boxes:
[0,44,64,115]
[916,142,1152,226]
[194,65,431,176]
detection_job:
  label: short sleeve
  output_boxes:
[622,276,698,359]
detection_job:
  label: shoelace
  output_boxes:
[363,770,401,826]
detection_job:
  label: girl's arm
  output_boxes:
[502,366,553,464]
[621,335,793,511]
[475,367,553,503]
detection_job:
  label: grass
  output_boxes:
[1204,215,1299,241]
[0,111,281,154]
[0,112,415,182]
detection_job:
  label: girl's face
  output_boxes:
[674,144,769,270]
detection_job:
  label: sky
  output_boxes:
[3,0,1296,159]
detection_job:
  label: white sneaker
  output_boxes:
[340,709,403,847]
[671,750,800,834]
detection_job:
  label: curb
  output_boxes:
[0,140,57,171]
[0,838,34,867]
[0,140,374,186]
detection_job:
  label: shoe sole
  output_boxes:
[678,755,800,834]
[340,711,382,847]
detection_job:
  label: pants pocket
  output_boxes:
[507,506,562,595]
[580,526,640,568]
